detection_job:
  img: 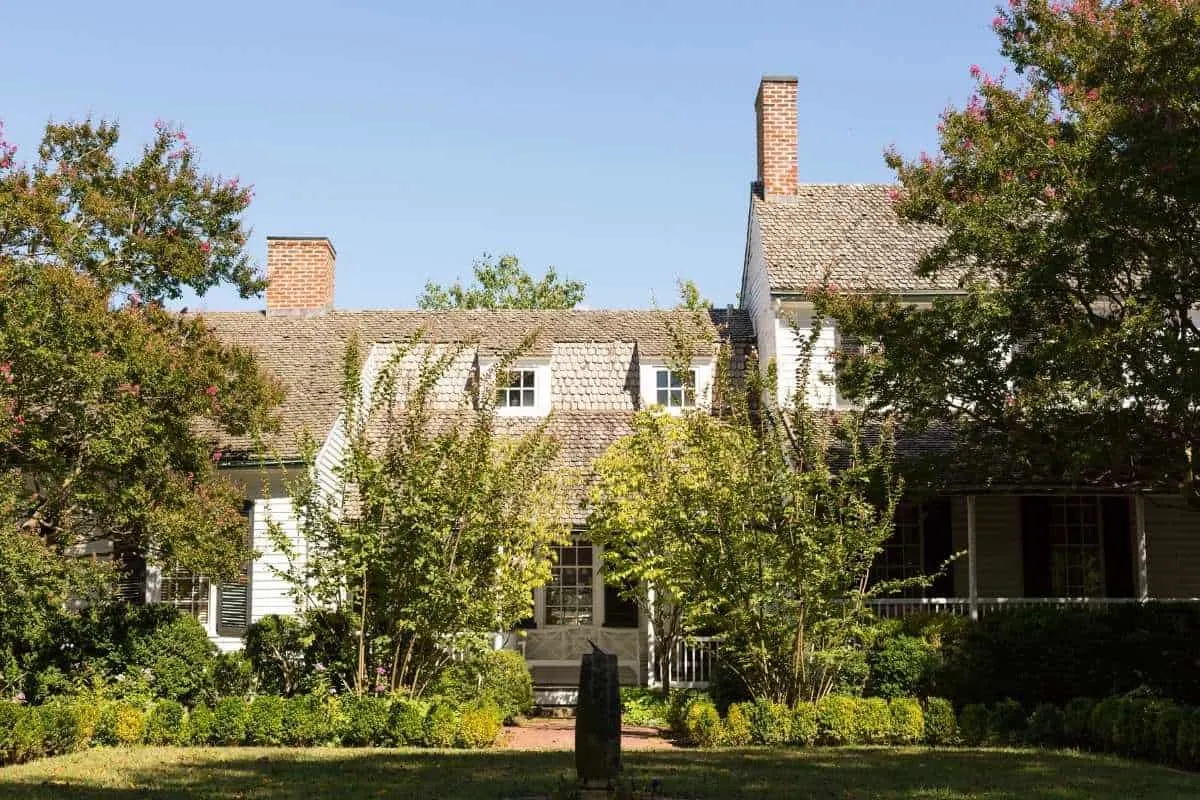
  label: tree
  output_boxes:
[590,308,908,703]
[271,332,571,696]
[0,119,281,579]
[824,1,1200,493]
[418,254,586,310]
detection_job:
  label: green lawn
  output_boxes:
[0,746,1195,799]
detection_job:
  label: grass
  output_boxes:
[0,746,1196,799]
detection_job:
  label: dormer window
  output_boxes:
[496,369,537,409]
[655,369,696,408]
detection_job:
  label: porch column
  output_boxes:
[1135,495,1149,600]
[645,585,656,688]
[967,495,979,621]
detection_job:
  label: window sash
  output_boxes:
[654,369,697,408]
[1049,497,1105,596]
[545,541,595,626]
[159,569,211,624]
[496,369,537,408]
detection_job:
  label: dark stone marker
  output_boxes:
[576,642,621,789]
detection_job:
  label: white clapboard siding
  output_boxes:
[249,497,306,623]
[775,309,838,409]
[740,213,778,387]
[951,495,1024,597]
[1144,496,1200,597]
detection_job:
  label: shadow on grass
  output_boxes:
[0,746,1196,800]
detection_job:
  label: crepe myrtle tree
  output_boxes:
[270,331,572,696]
[0,118,281,580]
[822,0,1200,494]
[418,253,586,310]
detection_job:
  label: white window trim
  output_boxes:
[639,358,713,413]
[479,357,551,417]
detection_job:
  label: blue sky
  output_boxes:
[4,1,1007,311]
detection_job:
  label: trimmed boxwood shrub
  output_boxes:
[683,697,722,748]
[245,696,286,746]
[1,705,45,765]
[145,699,186,745]
[388,699,429,746]
[667,689,708,734]
[888,698,924,744]
[282,695,334,746]
[788,703,818,746]
[94,701,144,746]
[38,698,86,755]
[722,703,753,746]
[1063,697,1096,746]
[1089,697,1121,752]
[866,633,937,699]
[746,698,790,746]
[211,697,248,745]
[815,695,858,745]
[1155,705,1188,764]
[457,700,503,749]
[856,697,892,744]
[989,699,1027,745]
[425,701,459,748]
[923,697,957,745]
[959,703,990,746]
[1026,703,1065,747]
[341,695,390,746]
[1178,709,1200,769]
[186,704,216,745]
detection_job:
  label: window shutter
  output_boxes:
[1101,496,1134,598]
[116,549,147,604]
[1020,496,1053,597]
[216,504,253,637]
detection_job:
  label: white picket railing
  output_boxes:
[866,596,1200,619]
[650,636,718,689]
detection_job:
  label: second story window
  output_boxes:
[655,369,696,408]
[496,369,537,408]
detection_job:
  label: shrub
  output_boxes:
[243,615,307,696]
[746,698,791,746]
[9,706,45,764]
[1063,697,1096,747]
[211,697,248,745]
[855,697,892,745]
[621,688,668,728]
[389,698,430,745]
[888,698,924,744]
[457,699,503,749]
[1089,697,1121,752]
[866,634,936,699]
[186,704,216,745]
[989,699,1027,745]
[923,697,957,745]
[209,651,255,701]
[341,694,390,746]
[282,694,333,746]
[245,696,286,746]
[431,650,533,724]
[425,701,459,748]
[684,697,723,748]
[936,605,1200,708]
[1026,703,1065,747]
[94,701,145,746]
[38,698,86,755]
[1156,705,1188,764]
[145,699,186,746]
[815,695,859,745]
[722,703,753,747]
[958,703,990,746]
[667,690,708,734]
[1178,709,1200,770]
[1113,698,1171,758]
[788,703,818,746]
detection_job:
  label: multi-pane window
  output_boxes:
[159,568,211,624]
[874,503,924,596]
[1049,497,1105,596]
[496,369,536,408]
[545,540,594,626]
[655,369,696,408]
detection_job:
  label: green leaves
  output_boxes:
[418,254,585,310]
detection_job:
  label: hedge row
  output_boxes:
[669,693,958,748]
[959,696,1200,770]
[0,694,504,766]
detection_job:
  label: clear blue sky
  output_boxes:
[4,1,1007,311]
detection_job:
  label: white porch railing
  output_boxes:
[649,636,718,689]
[867,596,1200,619]
[518,626,641,677]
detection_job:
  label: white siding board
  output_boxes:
[1144,497,1200,597]
[951,495,1023,597]
[249,497,306,622]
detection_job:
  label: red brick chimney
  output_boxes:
[755,75,798,197]
[265,236,335,316]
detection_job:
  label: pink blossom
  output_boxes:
[992,15,1005,29]
[969,64,982,79]
[1086,88,1099,101]
[962,137,974,151]
[886,187,902,203]
[1047,137,1057,148]
[199,241,212,254]
[211,449,223,463]
[14,415,25,427]
[205,385,218,397]
[1042,185,1058,200]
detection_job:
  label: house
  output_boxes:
[142,75,1200,693]
[740,75,1200,619]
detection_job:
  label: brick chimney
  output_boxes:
[755,75,798,197]
[265,236,335,316]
